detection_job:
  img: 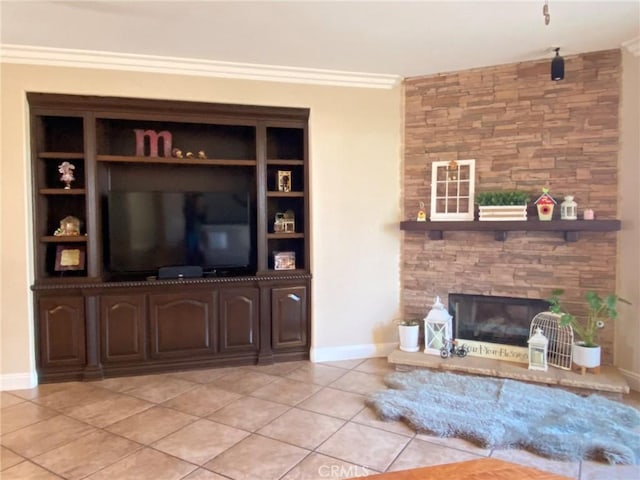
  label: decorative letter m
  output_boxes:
[134,129,172,157]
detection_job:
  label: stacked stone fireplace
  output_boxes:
[402,49,621,364]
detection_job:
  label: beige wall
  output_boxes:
[0,64,403,387]
[616,48,640,390]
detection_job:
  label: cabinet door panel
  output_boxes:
[219,288,259,352]
[38,296,86,368]
[149,292,216,358]
[272,286,308,349]
[100,294,146,362]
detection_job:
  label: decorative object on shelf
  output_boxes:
[529,312,573,370]
[551,47,564,81]
[274,251,296,270]
[560,195,578,220]
[439,339,468,359]
[171,147,183,158]
[54,245,85,271]
[430,159,475,221]
[528,327,549,371]
[423,296,453,355]
[274,210,295,233]
[134,129,172,157]
[397,319,420,353]
[197,151,207,159]
[417,201,427,222]
[53,215,81,236]
[548,288,630,374]
[58,161,76,189]
[534,188,556,221]
[583,208,595,220]
[185,151,194,159]
[277,170,292,192]
[476,190,529,221]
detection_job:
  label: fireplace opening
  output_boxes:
[448,294,550,347]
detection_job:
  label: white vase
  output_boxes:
[572,342,601,368]
[398,325,420,353]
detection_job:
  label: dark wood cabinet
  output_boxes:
[272,285,308,350]
[219,288,259,353]
[38,296,86,369]
[29,94,311,383]
[100,294,146,363]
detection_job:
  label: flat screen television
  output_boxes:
[107,191,255,278]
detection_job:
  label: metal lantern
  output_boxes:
[528,327,549,371]
[423,296,453,356]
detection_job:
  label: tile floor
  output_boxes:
[1,358,639,480]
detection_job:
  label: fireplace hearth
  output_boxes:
[448,293,550,347]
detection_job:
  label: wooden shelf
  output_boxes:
[268,233,305,239]
[39,188,86,195]
[38,152,84,159]
[266,159,305,165]
[267,191,305,198]
[41,235,88,243]
[400,219,621,242]
[96,155,256,167]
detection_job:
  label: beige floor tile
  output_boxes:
[32,383,117,412]
[125,376,198,403]
[298,387,366,420]
[250,378,322,406]
[9,382,83,401]
[248,361,308,376]
[210,370,280,394]
[258,408,345,450]
[1,392,25,409]
[491,449,580,479]
[319,359,366,370]
[161,384,242,417]
[1,460,64,479]
[0,415,96,458]
[64,393,153,428]
[580,460,640,480]
[31,430,140,480]
[204,434,309,480]
[354,358,395,376]
[281,452,380,479]
[153,418,249,465]
[208,396,290,432]
[182,468,230,479]
[1,446,25,470]
[91,374,170,393]
[105,405,197,444]
[350,406,416,437]
[167,368,233,384]
[387,437,484,472]
[317,422,410,472]
[415,432,491,456]
[0,401,57,434]
[328,370,386,396]
[286,363,349,385]
[84,447,197,480]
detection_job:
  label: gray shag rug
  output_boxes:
[366,370,640,465]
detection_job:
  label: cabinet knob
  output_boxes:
[287,293,300,301]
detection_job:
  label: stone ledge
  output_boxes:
[388,349,630,396]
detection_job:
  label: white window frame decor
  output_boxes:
[430,159,475,221]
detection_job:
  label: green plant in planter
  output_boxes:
[547,288,630,347]
[475,190,530,206]
[397,319,420,327]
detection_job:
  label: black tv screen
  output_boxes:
[107,191,254,277]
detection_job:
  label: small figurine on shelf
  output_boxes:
[53,216,81,236]
[185,151,194,159]
[171,147,184,158]
[197,150,207,159]
[58,161,75,189]
[417,201,427,222]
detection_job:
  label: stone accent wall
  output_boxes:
[403,49,621,363]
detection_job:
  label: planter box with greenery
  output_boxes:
[476,190,530,221]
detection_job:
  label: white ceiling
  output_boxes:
[1,0,639,82]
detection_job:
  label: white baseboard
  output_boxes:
[310,342,398,363]
[0,371,37,391]
[619,368,640,393]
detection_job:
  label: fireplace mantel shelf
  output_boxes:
[400,219,621,242]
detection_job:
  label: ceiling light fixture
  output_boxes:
[543,1,551,25]
[551,48,564,81]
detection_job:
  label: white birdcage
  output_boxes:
[529,312,574,370]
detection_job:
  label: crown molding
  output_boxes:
[622,37,640,57]
[0,44,400,89]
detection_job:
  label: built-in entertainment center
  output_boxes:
[29,93,311,383]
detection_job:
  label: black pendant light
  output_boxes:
[551,48,564,81]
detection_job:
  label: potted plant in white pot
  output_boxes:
[397,319,420,353]
[548,288,630,373]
